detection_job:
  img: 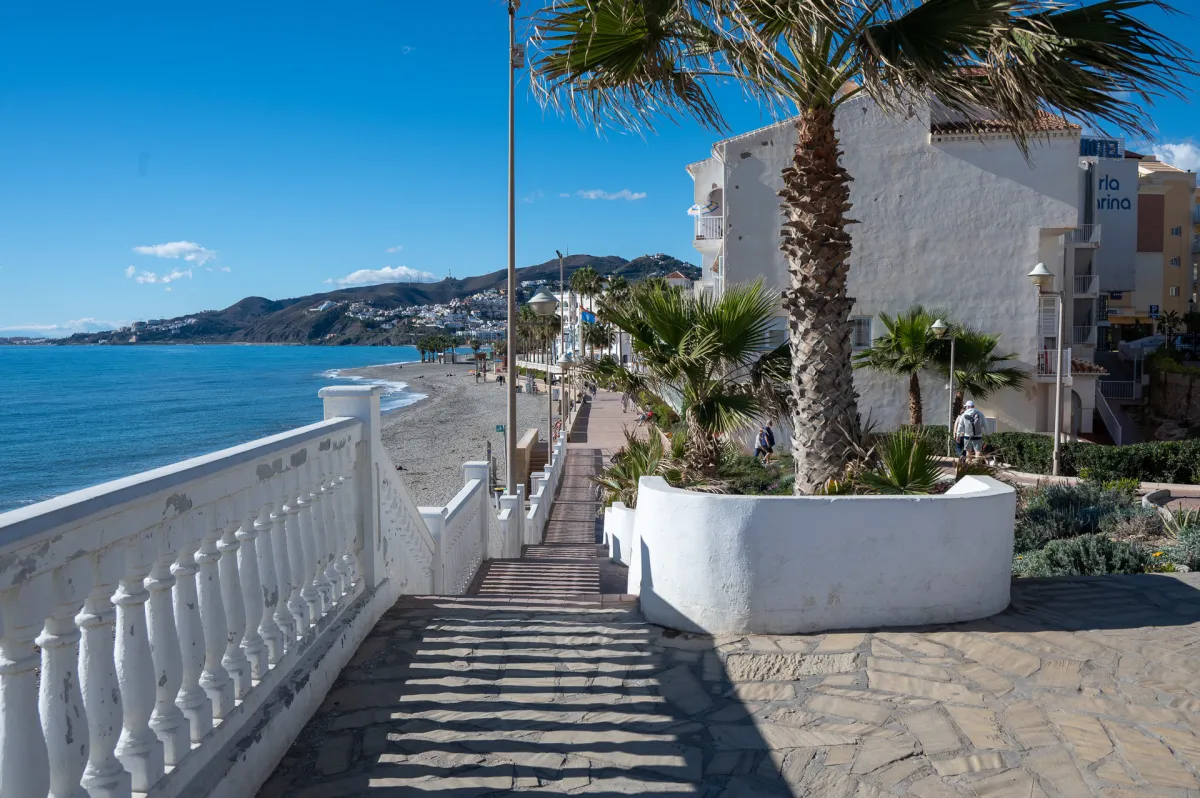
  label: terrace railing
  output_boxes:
[1062,224,1101,245]
[1035,348,1072,379]
[694,215,724,241]
[1073,274,1099,295]
[0,383,568,797]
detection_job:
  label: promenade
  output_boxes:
[260,391,1200,797]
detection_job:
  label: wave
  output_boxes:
[319,367,427,412]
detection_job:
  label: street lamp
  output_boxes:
[503,0,523,496]
[930,318,956,457]
[528,290,559,448]
[557,351,573,443]
[1028,262,1065,476]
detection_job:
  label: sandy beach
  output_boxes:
[341,360,555,506]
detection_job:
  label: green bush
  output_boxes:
[1098,506,1164,540]
[720,453,794,496]
[1014,534,1151,577]
[897,425,952,455]
[1166,509,1200,570]
[986,432,1200,485]
[1014,480,1136,553]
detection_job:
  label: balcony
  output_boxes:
[1035,348,1072,380]
[1193,234,1200,254]
[1062,224,1101,247]
[1073,325,1097,346]
[1073,274,1099,296]
[694,215,724,243]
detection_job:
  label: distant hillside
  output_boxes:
[58,253,699,346]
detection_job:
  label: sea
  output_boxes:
[0,345,441,513]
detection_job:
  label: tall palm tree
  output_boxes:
[581,321,615,360]
[933,326,1028,418]
[570,264,603,357]
[589,279,786,476]
[602,275,632,363]
[531,0,1194,493]
[851,306,946,426]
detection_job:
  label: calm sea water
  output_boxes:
[0,345,435,513]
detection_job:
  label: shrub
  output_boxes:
[987,432,1200,485]
[1014,534,1151,577]
[856,429,942,495]
[1099,506,1164,541]
[1014,480,1135,552]
[897,425,952,456]
[1166,508,1200,570]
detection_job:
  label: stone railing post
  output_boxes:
[0,575,52,798]
[320,386,384,589]
[516,483,527,547]
[463,462,489,557]
[79,549,131,798]
[498,493,522,559]
[420,508,447,594]
[41,559,91,798]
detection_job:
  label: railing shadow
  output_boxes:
[258,596,795,797]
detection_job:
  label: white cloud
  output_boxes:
[128,267,193,285]
[217,266,232,272]
[325,265,437,287]
[0,317,127,337]
[559,192,571,198]
[400,46,415,55]
[1153,142,1200,172]
[132,240,217,265]
[124,265,136,278]
[522,189,544,204]
[575,189,647,201]
[385,245,404,254]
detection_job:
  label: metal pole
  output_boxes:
[557,249,566,441]
[947,335,956,457]
[504,1,518,496]
[546,316,552,446]
[1052,291,1064,476]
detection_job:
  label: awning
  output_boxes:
[687,202,718,216]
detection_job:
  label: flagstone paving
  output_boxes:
[260,393,1200,795]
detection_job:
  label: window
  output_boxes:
[850,316,873,349]
[1171,226,1183,236]
[1170,286,1181,297]
[1170,257,1181,267]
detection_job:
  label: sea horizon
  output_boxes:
[0,344,459,513]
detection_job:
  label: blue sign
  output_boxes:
[581,311,596,324]
[1149,305,1160,319]
[495,424,505,433]
[1109,292,1123,300]
[1080,136,1124,159]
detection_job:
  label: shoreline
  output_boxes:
[340,360,555,507]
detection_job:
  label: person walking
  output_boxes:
[754,426,773,463]
[621,391,630,413]
[763,423,775,463]
[954,400,986,461]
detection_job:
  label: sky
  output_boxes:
[1,1,1198,337]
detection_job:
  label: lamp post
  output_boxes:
[557,352,573,443]
[503,0,522,496]
[1029,262,1065,476]
[528,290,559,448]
[555,249,567,367]
[930,319,956,457]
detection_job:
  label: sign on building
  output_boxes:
[1149,304,1160,319]
[1080,136,1125,159]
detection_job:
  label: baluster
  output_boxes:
[217,496,251,699]
[270,476,301,647]
[172,514,212,743]
[40,560,91,798]
[112,534,165,790]
[237,484,269,680]
[195,503,233,719]
[336,444,360,588]
[79,550,131,798]
[254,495,286,664]
[282,467,311,635]
[1,576,52,798]
[295,459,324,621]
[145,522,188,767]
[311,455,337,608]
[319,454,345,597]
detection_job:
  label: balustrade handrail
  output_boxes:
[0,415,361,580]
[1062,224,1101,245]
[1072,274,1098,294]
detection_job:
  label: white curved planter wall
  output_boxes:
[631,476,1016,635]
[605,503,635,566]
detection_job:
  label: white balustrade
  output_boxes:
[0,382,569,796]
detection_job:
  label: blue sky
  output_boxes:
[1,1,1197,337]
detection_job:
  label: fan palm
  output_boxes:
[581,321,616,359]
[851,306,946,426]
[531,0,1194,494]
[589,279,784,476]
[932,325,1028,418]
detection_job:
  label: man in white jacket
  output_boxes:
[954,400,986,461]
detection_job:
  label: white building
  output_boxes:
[687,95,1104,436]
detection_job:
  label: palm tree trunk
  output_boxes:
[908,372,923,427]
[780,108,858,494]
[952,390,964,420]
[685,413,719,478]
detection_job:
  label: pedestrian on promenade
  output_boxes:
[621,392,630,413]
[754,426,773,463]
[954,400,986,461]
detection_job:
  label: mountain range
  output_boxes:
[54,253,699,346]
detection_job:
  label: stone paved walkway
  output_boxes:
[260,574,1200,797]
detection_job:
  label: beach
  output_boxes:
[341,360,555,506]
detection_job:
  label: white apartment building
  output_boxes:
[687,95,1109,437]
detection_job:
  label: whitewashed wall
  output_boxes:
[630,475,1016,635]
[692,97,1082,433]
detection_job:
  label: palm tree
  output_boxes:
[601,275,631,363]
[570,265,603,357]
[531,0,1194,494]
[1161,309,1183,341]
[933,326,1028,418]
[588,279,786,476]
[581,321,615,361]
[852,306,946,426]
